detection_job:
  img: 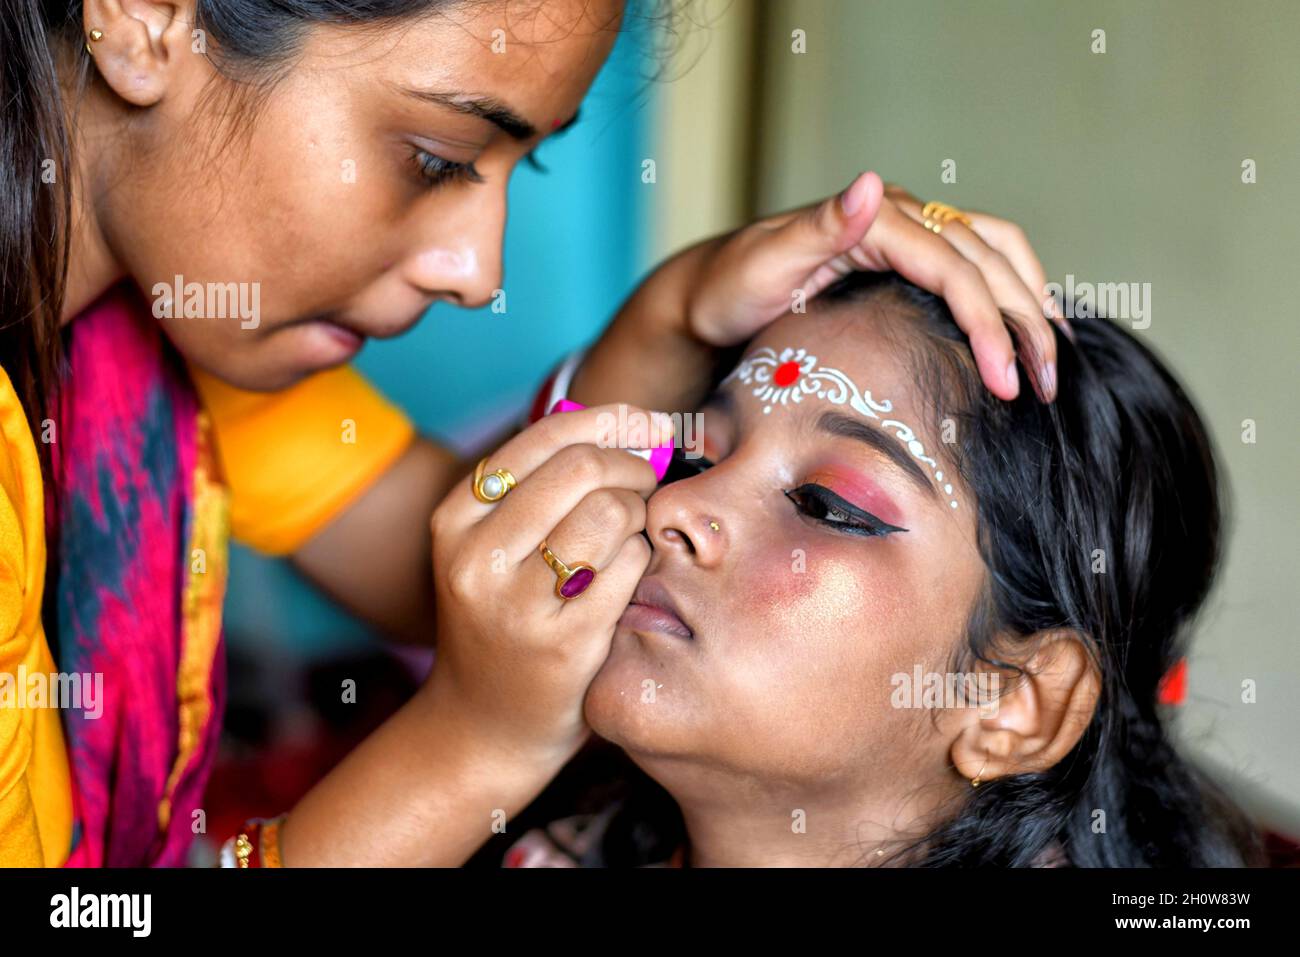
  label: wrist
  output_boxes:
[279,678,572,866]
[629,234,729,343]
[418,672,581,783]
[568,237,727,412]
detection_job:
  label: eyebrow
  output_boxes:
[701,388,938,499]
[815,411,937,498]
[394,87,578,142]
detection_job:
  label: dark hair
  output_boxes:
[840,271,1263,867]
[494,269,1263,869]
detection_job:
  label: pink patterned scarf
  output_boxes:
[47,281,229,866]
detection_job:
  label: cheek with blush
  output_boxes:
[736,548,895,666]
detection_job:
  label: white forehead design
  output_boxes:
[718,345,958,509]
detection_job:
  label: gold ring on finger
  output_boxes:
[472,456,517,504]
[538,539,597,600]
[921,200,974,234]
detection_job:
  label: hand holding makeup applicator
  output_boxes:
[547,399,674,481]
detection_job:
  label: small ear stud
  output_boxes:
[708,521,720,532]
[86,28,104,54]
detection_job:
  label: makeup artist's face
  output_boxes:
[585,302,986,800]
[97,0,619,390]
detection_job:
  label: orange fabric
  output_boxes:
[0,367,72,867]
[189,364,417,556]
[157,410,230,834]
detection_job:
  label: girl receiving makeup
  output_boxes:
[433,270,1260,868]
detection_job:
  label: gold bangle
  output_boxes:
[234,830,254,868]
[261,815,285,867]
[230,815,287,867]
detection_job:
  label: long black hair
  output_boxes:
[850,270,1262,866]
[479,269,1263,868]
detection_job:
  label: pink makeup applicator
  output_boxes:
[547,399,674,481]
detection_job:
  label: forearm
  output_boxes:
[569,237,727,414]
[291,437,464,646]
[278,680,572,867]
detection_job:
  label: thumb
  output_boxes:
[748,171,885,285]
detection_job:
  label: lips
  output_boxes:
[316,319,365,351]
[292,310,416,343]
[622,577,694,640]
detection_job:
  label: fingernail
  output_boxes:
[1040,361,1057,401]
[1004,360,1020,397]
[840,172,869,216]
[627,444,674,481]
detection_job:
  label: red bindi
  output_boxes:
[774,361,801,387]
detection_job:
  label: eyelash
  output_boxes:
[662,452,907,538]
[784,484,907,538]
[660,449,715,485]
[524,148,548,173]
[409,148,484,189]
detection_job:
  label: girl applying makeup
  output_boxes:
[1,0,1063,866]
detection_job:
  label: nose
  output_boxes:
[401,184,506,309]
[646,468,732,569]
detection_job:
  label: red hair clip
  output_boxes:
[1157,657,1188,706]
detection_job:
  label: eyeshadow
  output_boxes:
[807,464,906,529]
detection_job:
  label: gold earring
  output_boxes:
[86,28,104,55]
[971,755,989,788]
[708,521,720,532]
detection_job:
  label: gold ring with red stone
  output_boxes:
[538,540,597,600]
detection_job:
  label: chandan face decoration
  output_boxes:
[719,345,959,510]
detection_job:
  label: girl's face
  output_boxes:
[585,304,988,809]
[89,0,620,390]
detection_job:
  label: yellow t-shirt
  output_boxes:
[0,367,72,867]
[0,361,415,865]
[188,363,417,556]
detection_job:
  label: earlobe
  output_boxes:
[84,0,196,108]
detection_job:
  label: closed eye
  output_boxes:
[784,483,908,538]
[660,449,715,485]
[410,147,484,189]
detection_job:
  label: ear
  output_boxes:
[84,1,196,107]
[949,630,1101,786]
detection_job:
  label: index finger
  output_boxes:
[868,202,1021,400]
[440,403,675,533]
